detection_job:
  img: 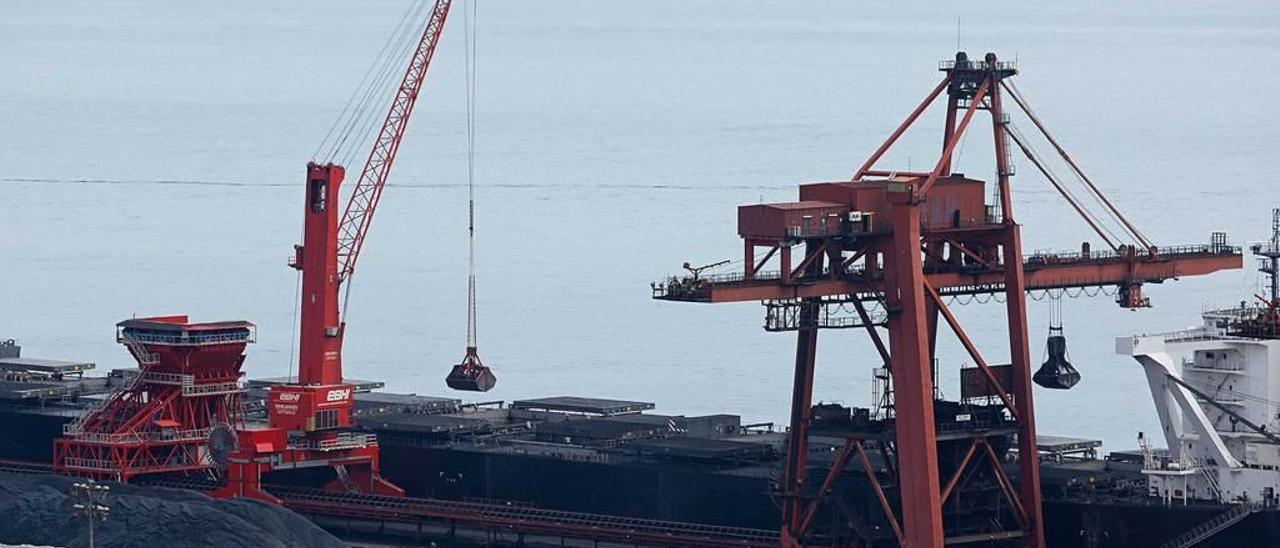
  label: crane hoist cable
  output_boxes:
[445,0,497,392]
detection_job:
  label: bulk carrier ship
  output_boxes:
[1,3,1274,545]
[3,287,1280,548]
[0,216,1276,547]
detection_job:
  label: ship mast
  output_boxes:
[1251,208,1280,304]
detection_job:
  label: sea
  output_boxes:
[3,0,1279,451]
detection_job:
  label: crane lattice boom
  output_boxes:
[336,0,452,285]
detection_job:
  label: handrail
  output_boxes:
[118,331,254,346]
[65,427,212,445]
[939,59,1017,72]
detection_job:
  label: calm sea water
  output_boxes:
[3,0,1278,450]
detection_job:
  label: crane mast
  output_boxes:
[215,0,453,503]
[295,0,453,389]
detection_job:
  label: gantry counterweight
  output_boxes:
[653,52,1241,548]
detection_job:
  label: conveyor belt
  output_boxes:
[0,458,53,475]
[271,485,779,547]
[0,461,778,547]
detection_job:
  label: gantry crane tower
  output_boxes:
[653,52,1241,547]
[214,0,458,502]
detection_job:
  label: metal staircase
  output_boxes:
[333,464,359,494]
[1197,463,1222,502]
[1157,504,1255,548]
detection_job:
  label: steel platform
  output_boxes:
[511,396,654,416]
[632,437,774,461]
[0,380,72,400]
[0,357,94,375]
[352,392,461,416]
[246,376,385,392]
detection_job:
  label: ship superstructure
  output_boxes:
[1120,210,1280,507]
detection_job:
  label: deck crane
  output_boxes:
[213,0,465,503]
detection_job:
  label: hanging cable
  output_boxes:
[313,0,426,161]
[1002,80,1154,250]
[333,3,431,165]
[464,0,479,349]
[445,0,496,392]
[1004,121,1124,250]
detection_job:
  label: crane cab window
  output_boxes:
[309,179,327,213]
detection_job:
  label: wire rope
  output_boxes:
[313,0,426,161]
[464,0,479,347]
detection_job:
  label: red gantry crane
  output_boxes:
[214,0,481,502]
[653,53,1241,547]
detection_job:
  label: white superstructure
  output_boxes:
[1118,306,1280,506]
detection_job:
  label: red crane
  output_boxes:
[653,52,1241,547]
[214,0,457,502]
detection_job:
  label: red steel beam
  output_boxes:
[884,196,945,547]
[939,237,990,267]
[923,279,1021,422]
[940,93,959,175]
[941,439,981,503]
[981,438,1030,528]
[853,440,904,545]
[779,300,820,548]
[796,437,858,533]
[853,76,951,180]
[752,245,780,276]
[851,299,890,364]
[839,248,868,274]
[918,77,991,197]
[678,251,1241,303]
[999,228,1046,547]
[788,241,828,280]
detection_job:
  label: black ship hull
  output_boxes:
[3,400,1279,547]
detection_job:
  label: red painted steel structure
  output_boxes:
[54,316,254,481]
[653,52,1241,547]
[214,0,454,503]
[273,486,780,548]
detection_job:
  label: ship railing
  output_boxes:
[0,402,84,417]
[1202,306,1267,318]
[1143,453,1211,475]
[1182,358,1245,373]
[1134,327,1239,344]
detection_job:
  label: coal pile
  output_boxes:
[0,473,345,548]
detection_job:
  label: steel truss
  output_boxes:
[653,52,1242,548]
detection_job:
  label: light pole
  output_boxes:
[71,480,109,548]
